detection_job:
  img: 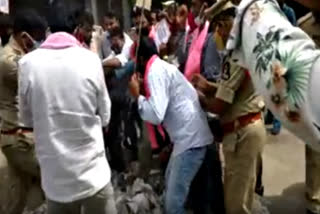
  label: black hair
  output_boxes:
[136,36,158,74]
[201,0,217,6]
[76,11,94,27]
[47,1,78,34]
[109,27,124,39]
[48,10,93,34]
[210,7,236,33]
[103,11,124,30]
[215,7,236,20]
[132,7,153,24]
[138,36,158,59]
[13,9,47,35]
[104,11,118,20]
[0,14,13,46]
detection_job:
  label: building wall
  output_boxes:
[9,0,85,15]
[9,0,132,30]
[90,0,131,30]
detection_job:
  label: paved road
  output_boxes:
[263,129,306,214]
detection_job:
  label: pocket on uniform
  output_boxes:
[223,132,238,153]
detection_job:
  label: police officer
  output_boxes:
[299,11,320,214]
[192,4,266,214]
[218,63,266,214]
[0,9,47,213]
[193,58,266,214]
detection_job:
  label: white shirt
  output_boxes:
[18,47,112,203]
[102,33,133,67]
[101,31,112,59]
[138,57,213,156]
[115,33,133,66]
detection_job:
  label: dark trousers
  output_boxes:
[189,144,225,214]
[103,102,126,172]
[104,98,140,172]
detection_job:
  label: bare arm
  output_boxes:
[191,74,228,114]
[102,58,122,68]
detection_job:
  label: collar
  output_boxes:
[8,36,25,55]
[40,32,82,49]
[146,55,158,72]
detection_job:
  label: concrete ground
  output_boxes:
[263,129,306,214]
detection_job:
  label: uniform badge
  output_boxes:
[222,62,231,80]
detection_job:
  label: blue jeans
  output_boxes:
[165,146,207,214]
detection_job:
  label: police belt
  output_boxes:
[222,112,261,135]
[0,127,33,135]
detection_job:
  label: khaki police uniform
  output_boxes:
[216,61,266,214]
[0,37,42,213]
[299,13,320,214]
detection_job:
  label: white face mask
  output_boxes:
[21,32,39,52]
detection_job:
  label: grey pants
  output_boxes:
[47,183,117,214]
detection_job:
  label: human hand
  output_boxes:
[191,73,209,93]
[200,2,208,19]
[196,3,208,26]
[197,89,210,110]
[129,73,141,98]
[159,11,169,21]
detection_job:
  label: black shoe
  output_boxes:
[307,209,318,214]
[255,186,264,196]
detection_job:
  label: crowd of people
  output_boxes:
[0,0,320,214]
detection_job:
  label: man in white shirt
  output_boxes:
[102,26,137,172]
[103,27,133,69]
[129,37,214,214]
[18,32,116,214]
[101,12,133,61]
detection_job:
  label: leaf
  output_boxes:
[283,35,292,40]
[256,52,264,61]
[273,30,282,43]
[269,26,275,32]
[275,50,281,61]
[266,78,272,89]
[261,58,268,72]
[279,50,312,109]
[265,31,274,42]
[314,123,320,132]
[255,58,266,77]
[255,61,262,75]
[253,45,261,54]
[265,48,274,62]
[257,32,263,40]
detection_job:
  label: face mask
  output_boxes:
[33,40,43,49]
[22,32,43,52]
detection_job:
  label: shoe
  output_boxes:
[271,119,281,135]
[307,209,319,214]
[255,186,264,196]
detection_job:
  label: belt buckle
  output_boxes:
[16,128,23,135]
